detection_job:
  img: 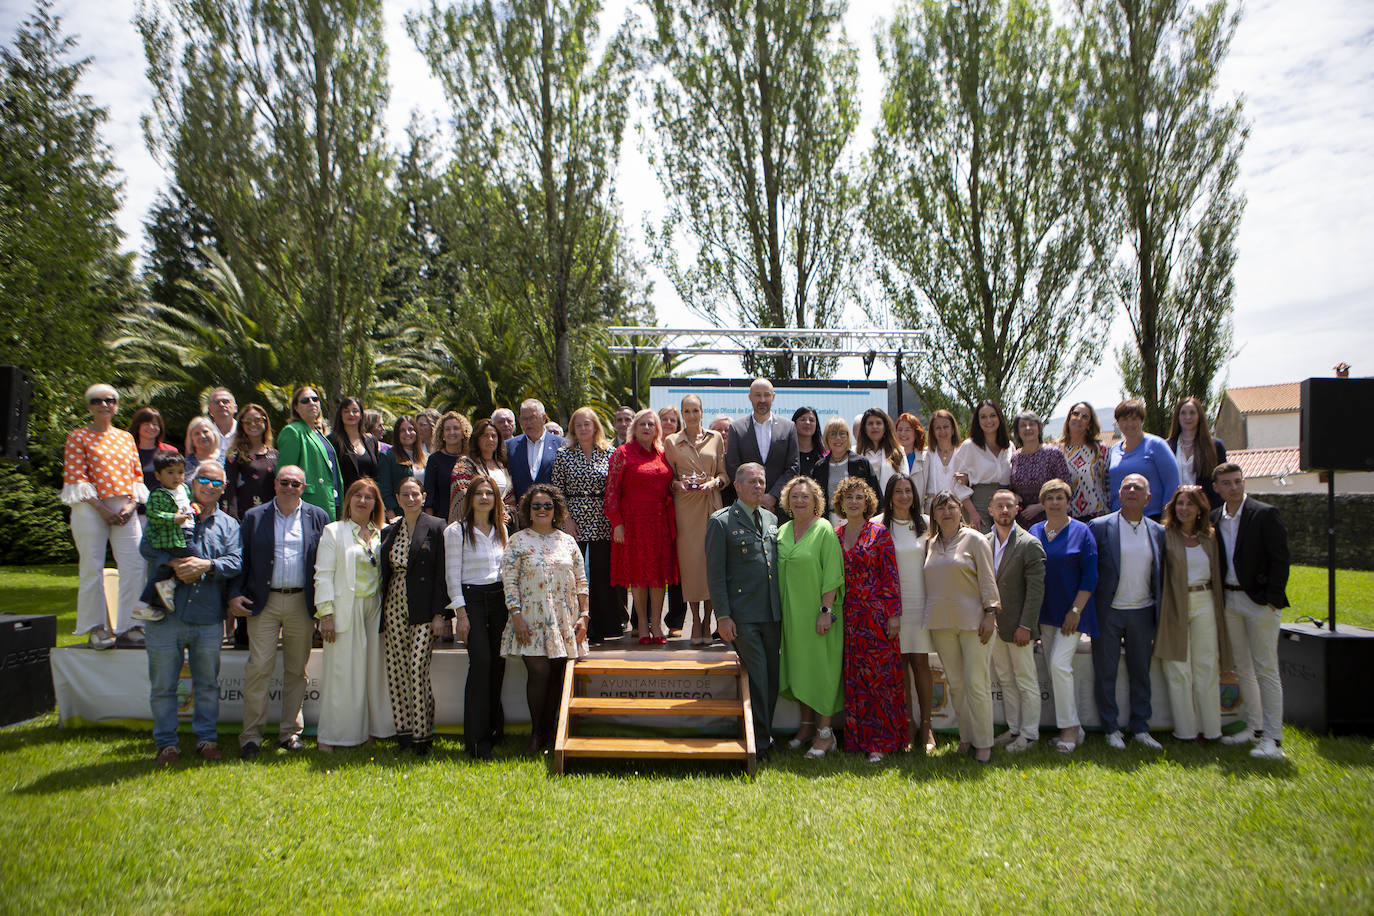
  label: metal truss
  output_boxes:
[604,326,928,360]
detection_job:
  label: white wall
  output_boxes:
[1245,412,1300,448]
[1244,471,1374,494]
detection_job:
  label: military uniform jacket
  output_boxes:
[705,501,781,625]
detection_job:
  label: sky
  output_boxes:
[4,0,1372,417]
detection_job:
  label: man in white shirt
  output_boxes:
[1088,474,1167,750]
[490,407,516,442]
[611,405,634,447]
[986,490,1046,752]
[508,398,565,501]
[186,386,238,458]
[723,378,798,511]
[1212,461,1291,760]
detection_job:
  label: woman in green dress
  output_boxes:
[777,475,845,759]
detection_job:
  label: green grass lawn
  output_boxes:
[2,564,1373,911]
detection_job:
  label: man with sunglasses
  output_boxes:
[228,465,330,759]
[140,462,243,765]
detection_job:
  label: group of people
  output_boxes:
[59,378,1290,765]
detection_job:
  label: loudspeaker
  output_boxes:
[0,613,56,726]
[1300,377,1374,471]
[1278,622,1374,736]
[0,366,32,461]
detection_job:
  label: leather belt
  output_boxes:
[1188,584,1211,593]
[270,587,305,595]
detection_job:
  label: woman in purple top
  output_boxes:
[1031,478,1099,755]
[1009,410,1071,528]
[1107,398,1179,520]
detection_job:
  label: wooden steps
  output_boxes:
[553,652,756,776]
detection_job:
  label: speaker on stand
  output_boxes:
[0,366,33,462]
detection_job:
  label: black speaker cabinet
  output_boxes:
[1278,622,1374,735]
[0,366,32,461]
[0,613,56,726]
[1300,376,1374,471]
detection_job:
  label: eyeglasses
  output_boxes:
[530,502,555,511]
[297,396,320,404]
[277,479,304,489]
[242,415,266,425]
[89,397,117,406]
[195,476,225,488]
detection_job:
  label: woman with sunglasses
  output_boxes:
[276,385,343,520]
[62,383,148,649]
[314,478,394,751]
[500,484,589,755]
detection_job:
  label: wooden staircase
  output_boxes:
[553,654,757,776]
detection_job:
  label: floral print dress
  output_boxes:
[499,528,590,660]
[836,520,908,754]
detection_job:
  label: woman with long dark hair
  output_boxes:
[858,407,906,496]
[378,415,426,521]
[225,404,277,520]
[881,473,935,753]
[1060,401,1109,521]
[1166,397,1228,510]
[952,400,1012,532]
[924,409,962,506]
[792,406,824,479]
[328,397,380,495]
[130,406,179,497]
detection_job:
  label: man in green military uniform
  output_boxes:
[706,463,781,760]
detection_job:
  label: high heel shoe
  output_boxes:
[805,727,835,759]
[788,724,816,751]
[652,634,667,645]
[638,635,652,645]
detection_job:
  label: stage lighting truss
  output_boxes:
[604,326,930,375]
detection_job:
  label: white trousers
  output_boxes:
[931,628,994,749]
[317,594,395,746]
[1224,590,1283,743]
[991,634,1040,738]
[1161,590,1222,739]
[1039,625,1081,728]
[70,499,144,636]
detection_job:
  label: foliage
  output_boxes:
[866,0,1112,418]
[140,185,219,319]
[0,466,75,564]
[138,0,400,403]
[1081,0,1245,433]
[407,0,638,422]
[645,0,861,380]
[0,0,138,451]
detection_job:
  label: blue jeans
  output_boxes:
[1091,605,1155,735]
[146,614,222,748]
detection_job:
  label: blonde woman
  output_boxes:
[664,394,728,645]
[605,409,678,644]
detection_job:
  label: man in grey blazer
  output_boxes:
[986,490,1046,752]
[723,378,799,512]
[1088,474,1167,750]
[705,463,782,761]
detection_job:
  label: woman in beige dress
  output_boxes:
[663,393,728,645]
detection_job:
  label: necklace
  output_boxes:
[1124,517,1144,533]
[1044,520,1066,541]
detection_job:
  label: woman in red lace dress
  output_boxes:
[605,409,679,644]
[834,476,907,761]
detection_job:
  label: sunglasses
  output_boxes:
[530,502,555,511]
[297,396,320,404]
[195,476,225,488]
[277,479,304,489]
[89,397,117,406]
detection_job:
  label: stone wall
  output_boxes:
[1259,493,1374,570]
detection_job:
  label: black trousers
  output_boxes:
[664,583,687,631]
[461,582,507,755]
[583,540,622,641]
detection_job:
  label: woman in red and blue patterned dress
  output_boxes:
[834,476,907,762]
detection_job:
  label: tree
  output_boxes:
[866,0,1113,417]
[138,0,399,402]
[645,0,861,380]
[142,186,219,318]
[0,0,136,450]
[407,0,637,422]
[1082,0,1245,432]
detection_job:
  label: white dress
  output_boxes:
[861,447,904,498]
[885,514,933,653]
[925,447,959,502]
[314,520,395,746]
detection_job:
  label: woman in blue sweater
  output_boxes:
[1107,398,1179,520]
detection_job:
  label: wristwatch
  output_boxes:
[819,606,836,624]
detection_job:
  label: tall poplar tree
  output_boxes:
[645,0,861,379]
[1082,0,1245,431]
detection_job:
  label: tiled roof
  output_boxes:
[1225,383,1301,414]
[1229,446,1302,480]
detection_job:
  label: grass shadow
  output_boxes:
[1310,732,1374,768]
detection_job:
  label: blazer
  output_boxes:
[1088,511,1166,623]
[724,414,799,502]
[1156,527,1232,666]
[276,419,343,521]
[705,501,781,625]
[328,432,380,494]
[810,453,879,516]
[313,520,380,635]
[507,432,565,500]
[1211,497,1291,609]
[986,523,1047,641]
[229,499,329,615]
[378,512,448,629]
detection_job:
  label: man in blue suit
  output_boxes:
[507,398,565,502]
[227,465,330,759]
[1088,473,1166,750]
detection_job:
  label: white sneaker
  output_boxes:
[1220,728,1256,746]
[1133,732,1163,750]
[131,604,164,622]
[87,627,116,650]
[154,578,177,609]
[1250,737,1285,760]
[1105,731,1127,750]
[117,628,146,646]
[1006,735,1034,753]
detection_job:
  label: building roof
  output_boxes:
[1225,383,1301,414]
[1229,446,1302,480]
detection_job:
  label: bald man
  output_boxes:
[723,378,799,511]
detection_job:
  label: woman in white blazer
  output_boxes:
[314,478,395,750]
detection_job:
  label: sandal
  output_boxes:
[920,719,936,754]
[788,722,816,751]
[1055,726,1084,754]
[805,727,835,759]
[867,752,885,764]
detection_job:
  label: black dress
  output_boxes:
[329,433,380,495]
[225,449,278,520]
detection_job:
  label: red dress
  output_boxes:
[605,442,679,588]
[837,520,907,754]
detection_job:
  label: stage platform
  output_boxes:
[51,632,1247,735]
